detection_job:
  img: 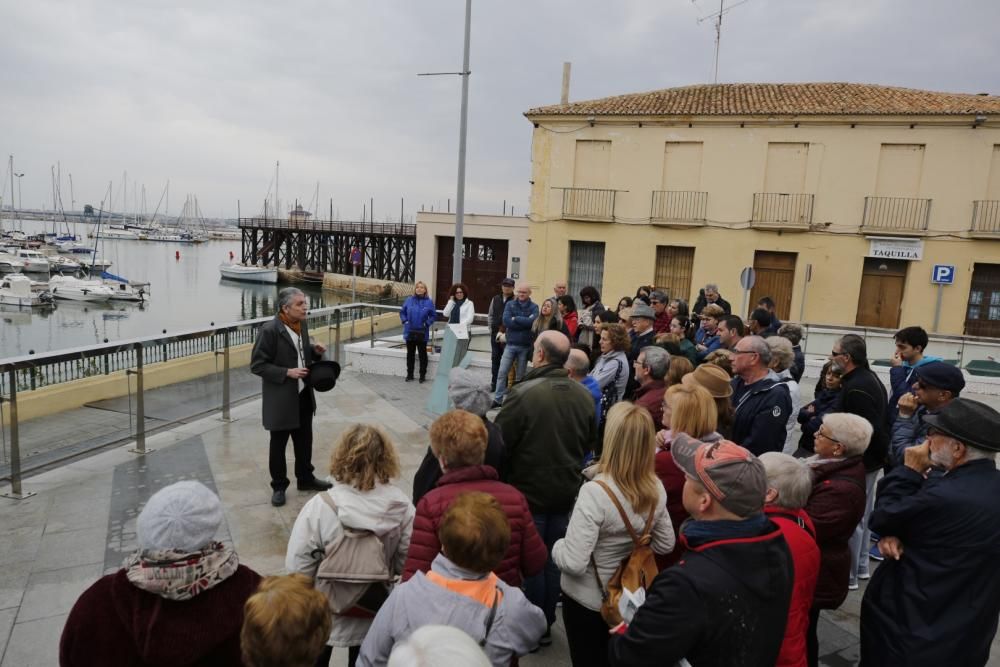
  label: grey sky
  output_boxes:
[2,0,998,221]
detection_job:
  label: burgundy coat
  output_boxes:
[804,456,867,609]
[654,445,688,569]
[634,379,667,429]
[60,565,261,667]
[401,465,547,587]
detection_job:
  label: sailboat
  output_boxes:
[87,187,150,301]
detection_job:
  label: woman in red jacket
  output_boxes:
[803,412,871,667]
[402,409,547,587]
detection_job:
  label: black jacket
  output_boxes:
[411,418,505,504]
[730,374,792,456]
[488,293,513,335]
[693,291,732,317]
[250,316,318,431]
[791,344,805,382]
[860,460,1000,667]
[609,518,794,667]
[796,388,841,453]
[836,366,889,471]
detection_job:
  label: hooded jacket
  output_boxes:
[60,564,261,667]
[357,554,546,667]
[765,506,821,667]
[804,456,867,609]
[608,516,793,667]
[285,482,415,647]
[730,371,792,456]
[402,465,547,587]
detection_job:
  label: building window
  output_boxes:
[654,246,695,303]
[568,241,605,302]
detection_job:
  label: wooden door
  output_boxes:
[965,263,1000,338]
[435,237,509,309]
[654,245,695,302]
[749,251,796,319]
[855,258,907,329]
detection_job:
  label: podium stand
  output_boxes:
[425,324,471,415]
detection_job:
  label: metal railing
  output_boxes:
[861,196,932,232]
[651,191,708,223]
[238,217,416,236]
[751,193,815,225]
[561,188,617,222]
[971,200,1000,234]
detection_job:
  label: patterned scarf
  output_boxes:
[124,542,239,601]
[279,310,302,335]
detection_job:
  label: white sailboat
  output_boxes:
[219,262,278,284]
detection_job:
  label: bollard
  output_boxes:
[128,345,153,455]
[1,368,35,500]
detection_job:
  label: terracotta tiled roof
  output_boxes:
[525,83,1000,117]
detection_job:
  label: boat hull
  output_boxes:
[220,265,277,284]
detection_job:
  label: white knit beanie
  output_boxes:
[448,367,492,416]
[136,480,224,552]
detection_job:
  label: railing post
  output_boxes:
[128,345,152,455]
[221,329,232,421]
[369,309,376,348]
[1,368,35,500]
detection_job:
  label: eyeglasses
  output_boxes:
[733,349,756,355]
[816,428,841,443]
[830,350,847,357]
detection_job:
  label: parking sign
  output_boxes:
[931,265,955,285]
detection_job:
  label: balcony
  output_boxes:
[561,188,616,222]
[861,197,931,236]
[970,200,1000,239]
[750,193,815,231]
[650,191,708,227]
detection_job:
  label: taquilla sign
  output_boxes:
[866,237,924,261]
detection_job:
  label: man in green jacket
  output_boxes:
[496,330,598,648]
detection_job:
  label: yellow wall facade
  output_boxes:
[525,115,1000,335]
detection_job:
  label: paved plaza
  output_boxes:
[1,369,998,666]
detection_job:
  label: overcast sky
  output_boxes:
[2,0,998,221]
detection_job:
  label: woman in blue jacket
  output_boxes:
[400,281,437,383]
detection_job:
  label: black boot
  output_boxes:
[419,375,426,384]
[405,375,414,382]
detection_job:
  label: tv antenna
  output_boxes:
[695,0,751,83]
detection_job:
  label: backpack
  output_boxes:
[589,480,660,627]
[313,492,401,618]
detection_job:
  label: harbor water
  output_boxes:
[0,219,375,359]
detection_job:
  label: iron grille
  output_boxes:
[862,197,932,232]
[751,193,815,225]
[561,188,616,222]
[971,200,1000,234]
[651,191,708,222]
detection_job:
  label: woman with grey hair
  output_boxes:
[411,367,505,503]
[767,336,802,455]
[803,412,871,666]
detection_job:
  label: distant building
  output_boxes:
[289,204,313,228]
[524,83,1000,337]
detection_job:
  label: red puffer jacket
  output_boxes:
[765,506,821,667]
[805,456,867,609]
[402,465,547,587]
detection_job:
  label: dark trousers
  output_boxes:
[490,332,504,390]
[268,389,315,491]
[315,644,359,667]
[405,332,428,379]
[524,512,569,627]
[807,607,820,667]
[562,594,611,667]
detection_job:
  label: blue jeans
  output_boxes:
[848,470,880,584]
[494,344,530,404]
[524,512,569,627]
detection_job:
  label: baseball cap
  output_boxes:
[501,278,515,287]
[671,434,766,517]
[914,361,965,395]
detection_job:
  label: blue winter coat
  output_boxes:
[887,356,941,422]
[502,298,539,348]
[400,294,437,339]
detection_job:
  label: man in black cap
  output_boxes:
[889,360,965,466]
[487,278,515,391]
[860,398,1000,667]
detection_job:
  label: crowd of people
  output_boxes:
[58,279,1000,667]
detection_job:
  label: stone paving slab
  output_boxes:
[1,370,998,666]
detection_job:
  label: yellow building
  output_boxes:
[524,83,1000,337]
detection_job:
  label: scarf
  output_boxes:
[278,310,301,335]
[124,542,239,601]
[449,298,466,324]
[680,513,769,549]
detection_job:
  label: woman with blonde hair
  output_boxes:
[589,324,631,428]
[286,424,416,667]
[654,383,722,568]
[664,354,694,387]
[531,297,569,339]
[553,402,675,666]
[399,281,437,383]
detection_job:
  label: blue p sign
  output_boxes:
[931,265,955,285]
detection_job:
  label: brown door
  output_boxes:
[654,246,695,303]
[749,251,796,319]
[965,263,1000,338]
[435,237,509,308]
[855,258,907,328]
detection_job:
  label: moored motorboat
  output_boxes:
[101,271,149,302]
[0,274,54,307]
[219,262,278,284]
[0,253,26,274]
[48,275,114,302]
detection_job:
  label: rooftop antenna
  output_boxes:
[695,0,751,83]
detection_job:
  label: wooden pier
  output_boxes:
[238,217,416,283]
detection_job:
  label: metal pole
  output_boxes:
[334,309,342,363]
[221,329,232,421]
[370,309,376,348]
[932,283,944,333]
[128,345,152,454]
[452,0,472,285]
[1,368,35,499]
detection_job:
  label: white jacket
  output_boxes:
[777,369,802,454]
[285,481,416,647]
[442,298,475,330]
[552,473,675,611]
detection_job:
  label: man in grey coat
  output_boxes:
[251,287,332,506]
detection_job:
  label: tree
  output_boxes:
[83,204,94,216]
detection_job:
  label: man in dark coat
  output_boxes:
[487,277,515,390]
[250,287,332,506]
[730,336,792,455]
[692,283,732,319]
[860,399,1000,667]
